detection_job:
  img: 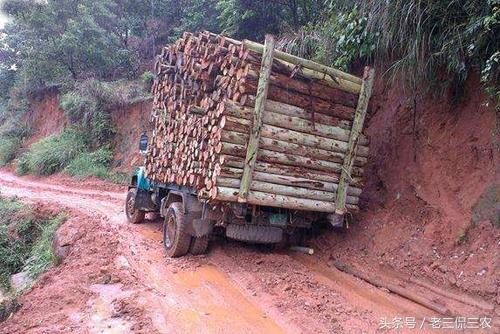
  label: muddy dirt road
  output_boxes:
[0,170,495,333]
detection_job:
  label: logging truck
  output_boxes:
[125,32,374,257]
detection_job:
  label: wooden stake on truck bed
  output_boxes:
[238,34,275,202]
[334,67,375,216]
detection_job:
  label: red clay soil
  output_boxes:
[313,72,499,304]
[109,99,153,171]
[23,88,68,147]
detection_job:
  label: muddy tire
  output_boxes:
[163,202,191,257]
[125,188,145,224]
[189,236,209,255]
[225,224,283,244]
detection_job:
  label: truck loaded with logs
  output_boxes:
[125,31,375,257]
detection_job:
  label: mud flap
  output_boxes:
[135,188,157,211]
[186,218,213,238]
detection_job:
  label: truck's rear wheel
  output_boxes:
[163,202,191,257]
[125,188,145,224]
[225,224,283,244]
[189,236,209,255]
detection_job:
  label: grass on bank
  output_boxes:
[14,127,128,184]
[15,128,85,176]
[0,137,22,167]
[0,196,66,291]
[0,117,29,167]
[63,148,128,184]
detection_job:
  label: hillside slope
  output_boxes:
[319,72,499,301]
[23,89,152,172]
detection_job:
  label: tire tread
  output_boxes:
[225,224,283,244]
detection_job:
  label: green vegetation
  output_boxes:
[22,214,66,280]
[0,137,21,166]
[15,128,86,176]
[0,99,29,166]
[12,77,152,180]
[1,0,496,105]
[15,128,126,182]
[141,71,155,92]
[63,148,128,184]
[0,196,65,290]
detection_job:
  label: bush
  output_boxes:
[14,154,30,175]
[63,148,113,179]
[23,214,65,279]
[0,197,65,290]
[0,118,29,139]
[15,128,86,176]
[58,92,95,124]
[59,80,116,145]
[360,0,499,93]
[141,71,155,92]
[0,137,22,166]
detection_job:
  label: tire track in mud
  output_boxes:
[1,170,462,334]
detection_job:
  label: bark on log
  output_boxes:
[221,130,367,166]
[335,67,375,215]
[221,156,364,188]
[220,142,365,176]
[242,39,362,94]
[222,100,368,145]
[216,176,359,204]
[146,31,372,214]
[215,187,358,212]
[219,166,362,195]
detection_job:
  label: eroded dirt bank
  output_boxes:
[0,170,497,333]
[315,72,499,304]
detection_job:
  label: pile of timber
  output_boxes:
[146,31,375,214]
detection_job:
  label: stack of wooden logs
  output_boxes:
[146,31,374,213]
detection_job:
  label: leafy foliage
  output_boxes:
[314,6,375,70]
[23,214,65,280]
[141,71,155,92]
[2,0,139,92]
[0,137,22,166]
[217,0,326,41]
[15,128,86,176]
[0,196,65,289]
[1,0,497,162]
[0,97,29,166]
[59,79,151,149]
[63,148,113,179]
[59,80,120,147]
[277,4,376,70]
